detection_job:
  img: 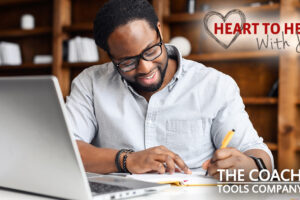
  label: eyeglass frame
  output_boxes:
[108,26,163,73]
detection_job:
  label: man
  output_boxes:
[66,0,273,180]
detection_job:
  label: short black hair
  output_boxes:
[93,0,159,52]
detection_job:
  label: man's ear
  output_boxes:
[157,22,163,40]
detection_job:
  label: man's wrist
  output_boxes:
[248,155,268,180]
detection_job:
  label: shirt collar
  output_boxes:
[121,77,141,97]
[165,44,185,91]
[165,44,185,81]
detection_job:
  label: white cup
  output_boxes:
[169,36,192,56]
[21,14,35,30]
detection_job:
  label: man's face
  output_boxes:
[107,20,168,92]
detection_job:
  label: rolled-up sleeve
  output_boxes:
[65,70,98,143]
[211,75,274,169]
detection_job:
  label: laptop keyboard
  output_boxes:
[89,181,131,194]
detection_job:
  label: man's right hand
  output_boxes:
[125,145,191,174]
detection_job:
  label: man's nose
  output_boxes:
[136,59,153,74]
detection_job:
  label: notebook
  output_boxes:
[111,170,218,186]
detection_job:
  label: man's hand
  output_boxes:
[126,145,192,174]
[202,147,258,181]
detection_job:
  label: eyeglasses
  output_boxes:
[109,27,163,73]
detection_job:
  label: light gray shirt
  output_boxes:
[66,44,274,169]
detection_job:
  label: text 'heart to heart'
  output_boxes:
[204,9,246,49]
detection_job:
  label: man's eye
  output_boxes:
[144,50,155,57]
[121,59,135,67]
[144,52,155,57]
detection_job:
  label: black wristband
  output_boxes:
[248,155,267,171]
[115,149,127,173]
[248,155,268,180]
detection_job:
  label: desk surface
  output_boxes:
[1,186,299,200]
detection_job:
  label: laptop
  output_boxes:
[0,76,169,200]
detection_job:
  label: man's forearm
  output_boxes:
[76,140,119,174]
[244,149,273,172]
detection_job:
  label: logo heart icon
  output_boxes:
[204,9,246,49]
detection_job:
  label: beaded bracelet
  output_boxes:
[122,152,132,174]
[115,149,134,173]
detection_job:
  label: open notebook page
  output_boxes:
[111,169,218,186]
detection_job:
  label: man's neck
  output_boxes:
[138,58,178,102]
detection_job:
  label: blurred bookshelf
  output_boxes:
[165,3,280,23]
[63,23,93,33]
[185,51,279,62]
[0,63,51,70]
[243,97,278,105]
[266,142,278,151]
[0,0,48,6]
[63,59,110,69]
[0,27,51,38]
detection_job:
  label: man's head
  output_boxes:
[94,0,169,92]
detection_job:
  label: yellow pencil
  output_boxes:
[158,181,219,187]
[220,129,235,149]
[205,129,235,176]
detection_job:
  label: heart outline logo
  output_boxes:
[204,9,246,49]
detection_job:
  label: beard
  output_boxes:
[125,58,169,92]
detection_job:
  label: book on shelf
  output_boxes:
[33,55,52,64]
[67,36,99,63]
[0,42,22,66]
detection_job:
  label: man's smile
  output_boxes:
[137,69,159,85]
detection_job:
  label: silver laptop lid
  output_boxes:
[0,76,92,200]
